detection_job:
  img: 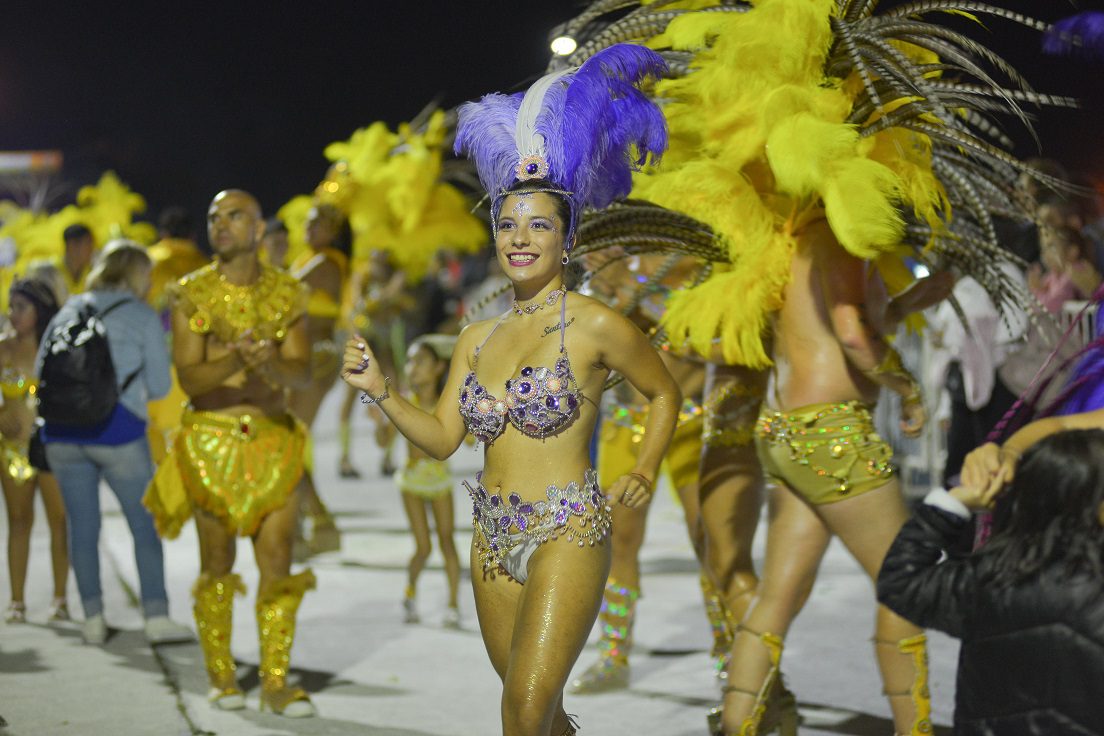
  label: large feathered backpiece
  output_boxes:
[454,43,668,242]
[550,0,1084,366]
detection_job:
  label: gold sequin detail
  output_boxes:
[174,263,306,344]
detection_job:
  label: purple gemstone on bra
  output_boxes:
[521,366,533,377]
[518,382,532,395]
[465,374,473,386]
[499,517,512,532]
[566,395,578,410]
[505,380,511,389]
[554,509,568,526]
[514,407,525,417]
[516,515,528,531]
[508,492,521,506]
[524,423,539,434]
[475,386,484,396]
[491,543,498,551]
[519,503,534,513]
[560,498,568,506]
[569,500,584,514]
[556,359,568,375]
[461,391,468,403]
[545,396,559,410]
[490,496,500,507]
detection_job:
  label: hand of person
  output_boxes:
[948,481,1003,512]
[961,441,1017,493]
[607,472,653,509]
[899,396,926,438]
[342,336,387,396]
[237,336,277,370]
[891,270,955,319]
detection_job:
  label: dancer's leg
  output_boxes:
[430,493,461,611]
[817,480,930,735]
[1,474,35,607]
[721,484,829,734]
[401,492,431,621]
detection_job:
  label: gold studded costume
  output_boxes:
[598,395,703,493]
[143,263,308,538]
[754,401,894,506]
[0,369,37,483]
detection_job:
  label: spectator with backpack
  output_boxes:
[35,240,192,646]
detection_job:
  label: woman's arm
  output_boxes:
[342,326,474,460]
[961,407,1104,490]
[819,237,925,437]
[592,306,681,506]
[141,308,172,400]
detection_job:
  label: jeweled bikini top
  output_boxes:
[459,293,582,443]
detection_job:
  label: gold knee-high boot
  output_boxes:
[570,580,640,693]
[708,625,798,736]
[193,573,246,710]
[875,633,932,736]
[256,570,317,717]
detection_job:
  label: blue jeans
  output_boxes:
[45,437,169,619]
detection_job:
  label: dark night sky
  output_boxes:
[2,1,1104,243]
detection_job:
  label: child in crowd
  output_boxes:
[396,334,461,627]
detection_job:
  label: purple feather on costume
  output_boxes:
[455,92,525,197]
[1043,12,1104,59]
[540,44,668,210]
[455,43,668,216]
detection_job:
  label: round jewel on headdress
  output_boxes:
[516,154,550,181]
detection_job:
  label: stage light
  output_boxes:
[551,36,577,56]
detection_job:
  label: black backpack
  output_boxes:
[37,297,140,427]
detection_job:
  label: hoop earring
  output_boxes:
[561,253,570,266]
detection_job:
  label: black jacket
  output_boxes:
[877,502,1104,735]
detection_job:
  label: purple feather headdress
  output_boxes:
[454,44,668,242]
[1043,12,1104,59]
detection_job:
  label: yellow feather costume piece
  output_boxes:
[279,110,485,284]
[627,0,948,366]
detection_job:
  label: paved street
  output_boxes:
[0,387,957,735]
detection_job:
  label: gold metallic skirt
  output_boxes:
[144,408,305,538]
[0,436,35,483]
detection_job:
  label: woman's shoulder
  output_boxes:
[566,291,632,332]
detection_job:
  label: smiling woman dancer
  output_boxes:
[342,45,678,736]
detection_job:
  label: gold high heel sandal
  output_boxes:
[256,571,317,718]
[875,633,932,736]
[707,625,798,736]
[193,574,246,710]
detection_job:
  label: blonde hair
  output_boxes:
[85,239,151,294]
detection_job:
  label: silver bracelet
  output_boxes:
[360,376,392,405]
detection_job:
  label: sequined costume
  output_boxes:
[754,401,894,505]
[464,469,612,584]
[0,368,37,483]
[397,458,453,500]
[702,365,767,449]
[459,291,582,443]
[143,263,308,538]
[599,394,703,492]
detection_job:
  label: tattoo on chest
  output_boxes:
[542,316,575,337]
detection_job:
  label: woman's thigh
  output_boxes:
[471,542,523,680]
[505,539,612,698]
[815,479,909,580]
